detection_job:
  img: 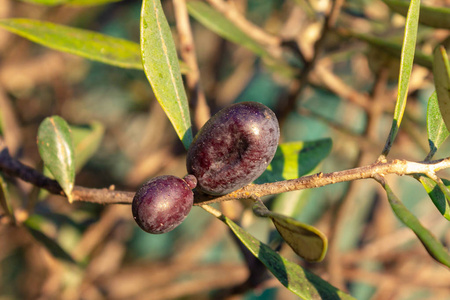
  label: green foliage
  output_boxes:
[417,175,450,221]
[346,31,433,69]
[382,0,421,156]
[18,0,122,5]
[253,199,327,262]
[141,0,193,149]
[187,1,269,58]
[0,19,143,70]
[382,181,450,267]
[256,139,332,184]
[383,0,450,29]
[24,215,77,264]
[37,116,75,203]
[1,0,450,298]
[426,91,449,159]
[433,46,450,132]
[220,213,355,300]
[0,172,14,222]
[71,122,104,173]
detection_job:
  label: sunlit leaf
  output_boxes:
[24,215,77,264]
[18,0,122,5]
[0,19,142,69]
[426,91,449,159]
[383,0,450,29]
[256,139,332,184]
[253,200,327,262]
[433,46,450,132]
[381,0,421,156]
[70,121,104,173]
[141,0,193,149]
[37,116,75,203]
[220,214,355,299]
[417,175,450,221]
[381,180,450,267]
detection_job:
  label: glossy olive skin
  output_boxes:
[186,102,280,195]
[132,175,194,234]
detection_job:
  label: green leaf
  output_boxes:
[18,0,122,5]
[220,214,355,299]
[417,175,450,221]
[346,32,432,69]
[382,0,421,156]
[71,121,104,173]
[433,46,450,132]
[255,139,332,184]
[253,199,328,262]
[0,172,15,222]
[187,1,270,58]
[0,19,142,70]
[381,180,450,267]
[24,215,77,264]
[141,0,193,149]
[37,116,75,203]
[426,91,449,159]
[383,0,450,29]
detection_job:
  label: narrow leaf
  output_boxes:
[382,0,421,156]
[187,1,269,58]
[19,0,122,5]
[70,121,104,173]
[141,0,193,149]
[381,180,450,267]
[433,46,450,132]
[253,200,328,262]
[346,31,432,69]
[426,91,449,159]
[256,139,332,184]
[220,214,355,299]
[37,116,75,203]
[24,216,77,264]
[0,172,15,222]
[417,175,450,221]
[0,19,142,69]
[383,0,450,29]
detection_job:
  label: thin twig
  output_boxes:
[1,145,450,206]
[173,0,210,130]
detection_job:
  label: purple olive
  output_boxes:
[132,175,194,234]
[186,102,280,195]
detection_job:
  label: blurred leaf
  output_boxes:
[253,199,328,262]
[383,0,450,29]
[0,172,15,222]
[70,121,104,173]
[141,0,193,149]
[426,91,449,159]
[433,46,450,132]
[382,0,421,155]
[381,181,450,267]
[417,175,450,221]
[0,19,142,69]
[37,116,75,203]
[256,139,332,184]
[187,1,269,57]
[18,0,122,5]
[24,216,77,264]
[346,32,432,69]
[220,214,355,299]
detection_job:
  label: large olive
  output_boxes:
[186,102,280,195]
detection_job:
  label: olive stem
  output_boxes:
[1,144,450,206]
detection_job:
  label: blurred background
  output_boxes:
[0,0,449,299]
